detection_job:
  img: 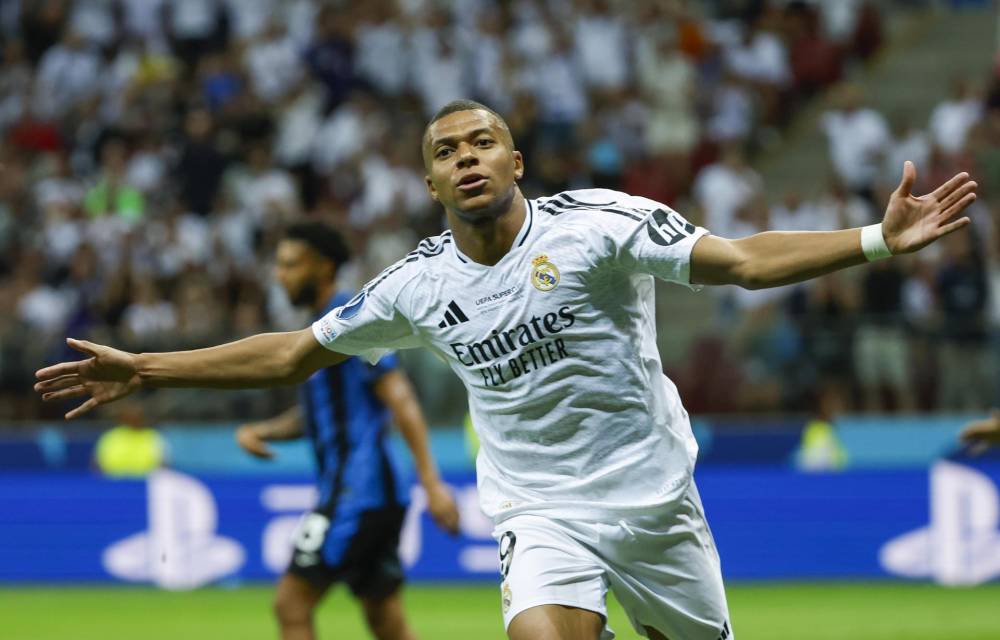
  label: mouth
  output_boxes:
[456,173,488,192]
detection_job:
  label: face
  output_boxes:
[275,239,332,307]
[423,110,524,222]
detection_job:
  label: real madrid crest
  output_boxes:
[531,254,559,292]
[501,581,513,614]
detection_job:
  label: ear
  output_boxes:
[513,151,524,181]
[425,175,439,202]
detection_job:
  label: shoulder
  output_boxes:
[533,189,656,227]
[532,189,683,239]
[362,230,454,300]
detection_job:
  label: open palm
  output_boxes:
[881,161,977,255]
[34,339,142,419]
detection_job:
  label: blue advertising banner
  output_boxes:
[2,462,999,587]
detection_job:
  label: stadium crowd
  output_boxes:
[0,0,995,421]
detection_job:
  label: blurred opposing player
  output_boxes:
[960,409,1000,452]
[37,101,977,640]
[236,221,459,640]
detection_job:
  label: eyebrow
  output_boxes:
[429,127,496,149]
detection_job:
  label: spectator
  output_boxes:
[354,0,407,97]
[854,259,915,412]
[232,144,300,226]
[572,0,629,93]
[33,29,102,120]
[935,231,992,410]
[635,26,699,155]
[884,112,931,188]
[83,138,144,223]
[410,8,466,117]
[121,278,177,346]
[175,107,228,216]
[94,402,167,478]
[243,18,303,103]
[692,144,762,238]
[304,3,355,111]
[820,84,890,202]
[929,78,983,156]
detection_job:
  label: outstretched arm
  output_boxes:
[375,369,460,534]
[35,329,347,419]
[691,162,976,289]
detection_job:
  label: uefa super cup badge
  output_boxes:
[531,254,559,292]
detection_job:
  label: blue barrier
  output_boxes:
[2,462,999,587]
[3,414,992,474]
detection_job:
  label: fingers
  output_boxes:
[66,397,99,420]
[34,373,81,393]
[936,216,971,238]
[937,180,977,213]
[248,444,275,460]
[36,360,85,382]
[895,161,916,197]
[970,441,989,456]
[434,506,461,535]
[236,427,275,459]
[41,386,86,402]
[939,193,977,222]
[67,338,101,357]
[930,171,970,201]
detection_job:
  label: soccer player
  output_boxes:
[235,221,459,640]
[960,409,1000,453]
[36,100,977,640]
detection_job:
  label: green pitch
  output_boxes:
[2,582,999,639]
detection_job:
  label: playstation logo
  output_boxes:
[102,470,245,590]
[880,461,1000,586]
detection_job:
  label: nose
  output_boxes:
[456,142,479,169]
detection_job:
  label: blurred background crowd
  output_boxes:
[0,0,996,424]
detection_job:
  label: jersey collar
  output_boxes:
[451,199,535,266]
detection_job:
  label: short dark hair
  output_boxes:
[428,99,507,129]
[284,221,351,267]
[422,99,514,160]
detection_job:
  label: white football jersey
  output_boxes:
[313,189,709,520]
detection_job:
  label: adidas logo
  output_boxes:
[717,621,731,640]
[438,301,470,328]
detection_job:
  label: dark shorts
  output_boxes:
[287,506,406,599]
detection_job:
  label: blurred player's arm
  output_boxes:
[960,409,1000,454]
[35,330,347,419]
[691,162,976,289]
[236,406,304,460]
[375,370,460,534]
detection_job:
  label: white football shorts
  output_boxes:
[493,482,732,639]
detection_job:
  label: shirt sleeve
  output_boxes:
[311,268,423,364]
[575,189,709,288]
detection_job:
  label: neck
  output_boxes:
[312,280,337,314]
[447,190,527,266]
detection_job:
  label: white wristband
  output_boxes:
[860,223,892,262]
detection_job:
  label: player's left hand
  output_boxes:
[959,409,1000,455]
[425,481,460,535]
[881,161,977,254]
[34,338,142,419]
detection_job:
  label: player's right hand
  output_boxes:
[34,338,141,419]
[959,409,1000,455]
[236,425,275,459]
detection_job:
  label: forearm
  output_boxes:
[397,408,442,486]
[247,406,304,441]
[693,228,867,290]
[136,329,334,389]
[734,229,866,289]
[377,372,442,486]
